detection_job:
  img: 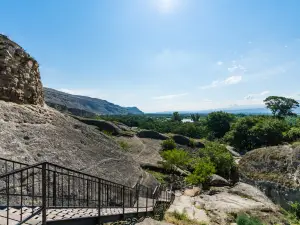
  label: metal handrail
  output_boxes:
[0,158,171,225]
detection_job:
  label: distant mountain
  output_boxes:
[154,105,300,115]
[44,88,144,116]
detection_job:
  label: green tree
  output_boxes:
[172,112,182,122]
[206,111,234,139]
[160,149,190,171]
[224,116,288,152]
[264,96,299,118]
[191,113,200,122]
[185,157,216,185]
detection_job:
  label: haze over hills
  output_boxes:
[153,104,300,115]
[44,87,144,116]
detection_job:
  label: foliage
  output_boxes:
[284,127,300,142]
[145,170,167,184]
[264,96,299,118]
[161,139,176,150]
[290,202,300,219]
[191,113,200,122]
[198,142,234,178]
[188,138,196,147]
[103,130,113,136]
[206,111,234,139]
[236,214,263,225]
[185,157,216,185]
[160,149,190,171]
[118,140,130,151]
[172,112,182,122]
[225,116,289,152]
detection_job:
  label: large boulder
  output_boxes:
[183,187,201,197]
[167,183,286,225]
[137,130,169,140]
[0,35,44,106]
[239,145,300,209]
[172,134,190,145]
[210,174,230,187]
[76,118,122,135]
[137,218,173,225]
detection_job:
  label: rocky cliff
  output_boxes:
[0,34,44,105]
[239,145,300,209]
[0,34,155,188]
[44,87,144,116]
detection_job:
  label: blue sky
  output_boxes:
[1,0,300,112]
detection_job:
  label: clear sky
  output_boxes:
[1,0,300,112]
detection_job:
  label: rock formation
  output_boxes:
[239,145,300,209]
[0,35,156,188]
[0,34,44,105]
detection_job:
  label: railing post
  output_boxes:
[87,180,90,207]
[122,186,125,219]
[42,163,47,225]
[98,178,101,225]
[53,171,57,207]
[146,187,148,216]
[136,183,139,217]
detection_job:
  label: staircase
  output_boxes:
[0,157,173,225]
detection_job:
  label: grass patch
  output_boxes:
[281,208,300,225]
[236,214,263,225]
[165,211,207,225]
[145,170,167,184]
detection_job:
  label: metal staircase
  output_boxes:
[0,157,173,225]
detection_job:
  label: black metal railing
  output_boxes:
[0,158,172,225]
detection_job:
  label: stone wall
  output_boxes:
[0,34,44,106]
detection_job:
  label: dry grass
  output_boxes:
[165,212,207,225]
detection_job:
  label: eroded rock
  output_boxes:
[0,35,44,106]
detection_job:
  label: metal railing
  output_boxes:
[0,158,171,225]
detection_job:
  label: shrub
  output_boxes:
[185,157,216,185]
[236,214,263,225]
[161,149,190,171]
[161,139,176,150]
[146,170,167,184]
[188,138,196,147]
[198,142,234,179]
[290,201,300,219]
[284,127,300,142]
[165,211,207,225]
[118,140,130,151]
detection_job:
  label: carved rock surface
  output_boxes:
[0,34,44,105]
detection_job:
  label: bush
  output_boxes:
[185,157,215,185]
[118,140,130,151]
[161,139,176,150]
[290,201,300,219]
[161,149,190,171]
[284,127,300,142]
[236,214,263,225]
[198,142,234,179]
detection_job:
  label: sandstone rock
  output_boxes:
[167,195,210,224]
[137,130,169,140]
[136,218,173,225]
[0,35,44,106]
[0,100,157,188]
[167,182,286,225]
[239,145,300,209]
[76,118,122,135]
[183,187,201,197]
[210,174,230,187]
[172,134,190,145]
[226,145,241,157]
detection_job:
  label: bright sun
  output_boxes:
[152,0,180,14]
